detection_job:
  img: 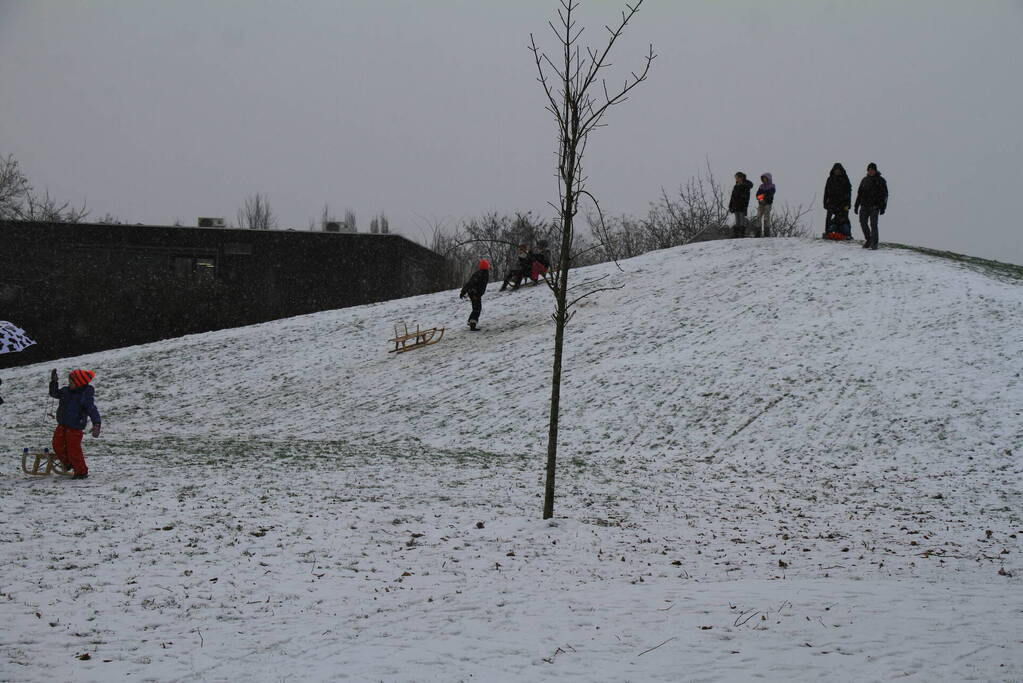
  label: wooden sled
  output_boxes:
[21,448,73,476]
[389,322,445,353]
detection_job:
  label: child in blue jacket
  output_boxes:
[49,368,102,479]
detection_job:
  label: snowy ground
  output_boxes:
[1,238,1021,682]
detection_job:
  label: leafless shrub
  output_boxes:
[0,153,89,222]
[23,188,89,223]
[0,154,31,219]
[237,193,277,230]
[764,202,813,238]
[588,162,812,260]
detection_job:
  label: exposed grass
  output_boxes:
[887,243,1023,281]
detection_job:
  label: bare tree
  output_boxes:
[422,215,470,288]
[0,153,88,222]
[0,154,31,219]
[455,211,554,283]
[237,193,277,230]
[344,208,357,233]
[531,0,654,518]
[23,188,89,223]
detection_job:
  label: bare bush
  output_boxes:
[0,153,88,222]
[0,154,30,219]
[588,162,812,260]
[763,202,813,238]
[426,219,471,289]
[23,188,89,223]
[455,211,554,282]
[237,193,277,230]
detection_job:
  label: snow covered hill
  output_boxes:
[1,238,1020,681]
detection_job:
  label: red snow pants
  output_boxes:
[52,425,87,476]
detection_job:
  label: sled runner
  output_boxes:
[389,322,445,353]
[21,448,72,476]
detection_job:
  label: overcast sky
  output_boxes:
[2,1,1021,264]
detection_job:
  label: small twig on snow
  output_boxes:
[637,636,676,657]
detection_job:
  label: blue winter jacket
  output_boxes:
[49,378,101,430]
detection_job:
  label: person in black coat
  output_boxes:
[500,244,531,291]
[728,172,754,238]
[460,259,490,330]
[854,162,889,250]
[823,163,852,238]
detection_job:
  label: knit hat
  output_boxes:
[867,162,878,171]
[479,259,490,270]
[69,369,95,387]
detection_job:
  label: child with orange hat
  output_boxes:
[459,259,490,331]
[49,368,102,479]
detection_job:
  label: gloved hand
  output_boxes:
[460,293,466,300]
[51,368,58,381]
[853,206,859,215]
[880,208,886,215]
[91,423,101,438]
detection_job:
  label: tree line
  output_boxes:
[0,155,390,234]
[428,162,811,290]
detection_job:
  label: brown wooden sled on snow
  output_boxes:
[388,322,445,353]
[21,448,73,476]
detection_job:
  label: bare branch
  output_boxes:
[568,284,624,309]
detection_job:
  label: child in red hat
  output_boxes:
[49,368,102,479]
[459,259,490,330]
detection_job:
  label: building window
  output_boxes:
[174,256,217,279]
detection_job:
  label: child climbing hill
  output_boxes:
[49,368,101,479]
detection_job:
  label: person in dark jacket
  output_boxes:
[460,259,490,330]
[728,172,754,238]
[854,162,889,250]
[500,244,531,291]
[49,368,101,478]
[754,172,775,237]
[823,163,853,239]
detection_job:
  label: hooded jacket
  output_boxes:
[756,173,776,206]
[823,163,852,211]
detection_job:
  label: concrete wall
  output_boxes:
[0,221,448,367]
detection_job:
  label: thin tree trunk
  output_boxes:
[543,166,576,519]
[542,286,567,519]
